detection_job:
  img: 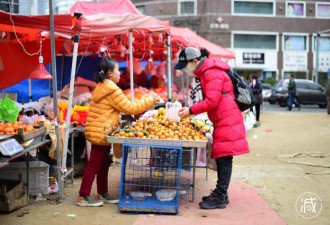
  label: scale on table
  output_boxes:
[0,138,24,156]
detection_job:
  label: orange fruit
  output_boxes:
[137,132,144,138]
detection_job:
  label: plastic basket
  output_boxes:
[0,161,49,195]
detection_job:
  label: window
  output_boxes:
[316,2,330,18]
[284,35,307,51]
[296,82,307,89]
[286,1,306,17]
[178,0,197,16]
[233,0,275,16]
[284,72,307,80]
[314,36,330,51]
[0,0,19,14]
[234,34,277,49]
[136,5,145,14]
[264,71,276,79]
[307,83,323,91]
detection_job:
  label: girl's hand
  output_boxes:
[119,115,122,126]
[178,107,191,118]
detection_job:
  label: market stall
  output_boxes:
[59,4,171,175]
[0,8,81,208]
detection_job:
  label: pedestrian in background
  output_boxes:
[250,74,262,124]
[326,77,330,114]
[287,74,301,111]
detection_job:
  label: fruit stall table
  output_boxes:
[106,135,207,203]
[0,126,51,196]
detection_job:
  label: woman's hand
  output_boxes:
[178,107,191,118]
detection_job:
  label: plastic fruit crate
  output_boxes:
[0,161,49,195]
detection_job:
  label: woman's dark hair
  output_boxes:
[252,73,258,80]
[95,56,118,83]
[188,48,210,62]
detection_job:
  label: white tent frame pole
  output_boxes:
[129,29,134,102]
[62,37,80,170]
[29,79,32,102]
[166,32,172,101]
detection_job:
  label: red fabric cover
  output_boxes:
[70,0,142,16]
[157,62,166,76]
[0,10,75,35]
[127,59,142,75]
[190,58,249,158]
[0,37,65,90]
[0,10,74,89]
[170,27,235,59]
[75,76,97,90]
[144,61,157,76]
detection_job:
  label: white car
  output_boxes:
[262,83,273,101]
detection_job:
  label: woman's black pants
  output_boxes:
[214,156,233,199]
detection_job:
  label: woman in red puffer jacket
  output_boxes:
[176,47,249,210]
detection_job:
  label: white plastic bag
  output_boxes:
[165,102,182,123]
[155,189,177,201]
[206,133,217,171]
[48,181,59,193]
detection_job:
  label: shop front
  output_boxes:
[282,33,309,80]
[233,50,278,81]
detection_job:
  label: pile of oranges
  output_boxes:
[0,121,35,135]
[114,108,208,141]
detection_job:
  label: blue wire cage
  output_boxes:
[118,143,183,214]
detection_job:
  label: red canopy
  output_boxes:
[0,10,75,35]
[80,13,170,38]
[0,10,74,89]
[70,0,142,16]
[170,27,235,59]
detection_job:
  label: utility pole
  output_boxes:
[314,29,330,84]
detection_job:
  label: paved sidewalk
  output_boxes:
[134,173,286,225]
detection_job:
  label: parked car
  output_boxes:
[262,83,273,102]
[268,79,327,108]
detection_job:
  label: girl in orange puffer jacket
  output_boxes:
[77,56,156,207]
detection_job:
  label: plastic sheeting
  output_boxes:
[70,0,142,16]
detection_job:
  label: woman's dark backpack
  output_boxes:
[222,70,256,112]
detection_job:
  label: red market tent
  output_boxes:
[58,2,171,170]
[0,10,77,90]
[70,0,142,16]
[170,26,235,59]
[69,1,170,60]
[69,1,234,60]
[80,13,170,38]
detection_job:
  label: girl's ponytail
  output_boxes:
[200,48,210,58]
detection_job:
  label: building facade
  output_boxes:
[1,0,48,15]
[132,0,330,86]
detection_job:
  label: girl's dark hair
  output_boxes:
[188,48,210,62]
[95,56,118,83]
[200,48,210,58]
[252,73,258,80]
